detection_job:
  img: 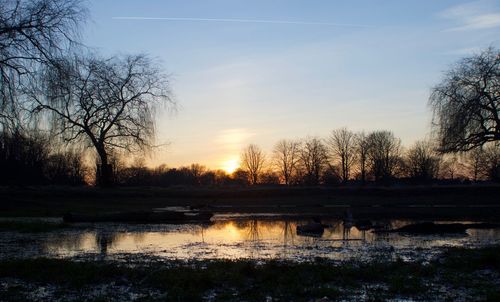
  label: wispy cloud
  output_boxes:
[440,1,500,31]
[214,128,256,152]
[112,16,372,28]
[443,46,483,55]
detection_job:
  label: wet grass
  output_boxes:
[0,246,499,301]
[0,221,72,233]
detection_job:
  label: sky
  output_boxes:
[83,0,500,172]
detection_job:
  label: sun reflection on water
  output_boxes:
[7,219,498,262]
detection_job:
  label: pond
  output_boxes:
[1,215,499,263]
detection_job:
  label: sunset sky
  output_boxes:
[84,0,500,172]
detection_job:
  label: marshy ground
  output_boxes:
[1,185,499,301]
[0,245,499,301]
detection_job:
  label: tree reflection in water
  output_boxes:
[26,218,500,262]
[96,232,111,258]
[342,222,351,241]
[283,220,295,246]
[247,220,260,242]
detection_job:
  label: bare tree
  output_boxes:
[299,137,328,185]
[189,163,207,185]
[0,129,49,184]
[466,147,488,181]
[484,143,500,181]
[0,0,86,127]
[355,131,370,183]
[260,169,280,185]
[438,155,466,180]
[327,128,357,182]
[29,53,172,186]
[405,140,441,181]
[232,168,250,186]
[430,47,500,153]
[366,131,401,181]
[241,144,265,185]
[272,139,300,185]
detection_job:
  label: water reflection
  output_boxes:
[283,221,295,246]
[1,218,499,262]
[343,222,351,241]
[247,220,260,242]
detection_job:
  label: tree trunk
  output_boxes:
[96,148,113,187]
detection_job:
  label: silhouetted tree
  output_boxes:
[232,168,250,186]
[405,140,441,181]
[0,129,86,185]
[212,169,231,186]
[366,131,401,182]
[439,155,466,180]
[466,147,488,181]
[467,145,500,182]
[322,165,342,185]
[272,139,300,185]
[355,131,370,183]
[45,149,86,185]
[299,137,328,185]
[327,128,357,182]
[0,129,48,184]
[116,158,154,186]
[484,143,500,181]
[29,54,173,186]
[260,169,280,185]
[0,0,86,128]
[241,144,265,185]
[188,163,206,185]
[430,47,500,152]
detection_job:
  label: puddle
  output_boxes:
[1,217,499,263]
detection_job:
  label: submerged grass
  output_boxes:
[0,245,499,301]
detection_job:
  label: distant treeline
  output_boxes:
[2,128,498,187]
[0,131,86,186]
[1,0,498,188]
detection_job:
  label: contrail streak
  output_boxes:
[112,16,372,28]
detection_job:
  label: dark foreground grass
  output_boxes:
[0,221,72,233]
[1,185,500,220]
[0,246,499,301]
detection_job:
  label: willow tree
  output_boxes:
[0,0,86,128]
[430,47,499,152]
[29,54,172,186]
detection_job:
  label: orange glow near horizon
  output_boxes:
[221,158,239,174]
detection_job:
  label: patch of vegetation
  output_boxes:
[0,221,72,233]
[0,246,499,301]
[440,245,500,271]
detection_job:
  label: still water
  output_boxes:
[1,215,499,263]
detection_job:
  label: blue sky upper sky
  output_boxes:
[84,0,500,171]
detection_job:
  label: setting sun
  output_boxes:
[221,158,239,174]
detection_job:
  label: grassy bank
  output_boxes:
[0,221,75,233]
[1,185,499,220]
[0,246,499,301]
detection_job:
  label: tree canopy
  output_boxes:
[430,47,499,152]
[29,54,173,186]
[0,0,86,128]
